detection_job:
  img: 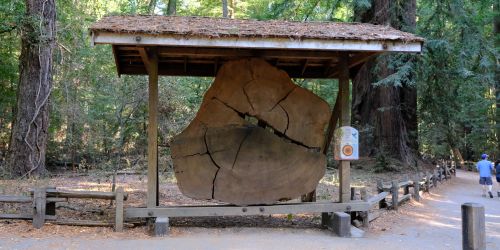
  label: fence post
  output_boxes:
[391,180,399,210]
[32,188,47,229]
[462,203,485,250]
[360,187,369,227]
[351,187,357,201]
[413,175,421,202]
[377,180,387,209]
[115,187,124,232]
[433,169,438,188]
[424,172,430,192]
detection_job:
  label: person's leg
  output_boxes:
[487,177,493,198]
[497,178,500,197]
[480,177,486,196]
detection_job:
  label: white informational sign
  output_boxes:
[334,126,359,160]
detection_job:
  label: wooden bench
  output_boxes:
[1,187,127,232]
[31,187,127,231]
[0,194,64,221]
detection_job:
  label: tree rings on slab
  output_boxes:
[171,58,330,205]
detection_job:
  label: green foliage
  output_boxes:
[0,0,497,171]
[416,0,498,160]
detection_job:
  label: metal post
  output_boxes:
[461,203,485,250]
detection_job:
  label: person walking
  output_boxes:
[477,154,494,198]
[495,160,500,198]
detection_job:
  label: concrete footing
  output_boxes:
[321,212,352,237]
[152,217,169,236]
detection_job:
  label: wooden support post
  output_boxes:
[424,172,430,192]
[433,169,438,188]
[391,180,399,210]
[321,212,332,228]
[445,166,452,179]
[350,187,357,201]
[338,52,351,203]
[147,47,159,208]
[377,180,387,208]
[413,176,421,202]
[403,183,410,195]
[461,203,485,250]
[32,188,46,229]
[360,187,369,227]
[115,187,124,232]
[427,172,432,191]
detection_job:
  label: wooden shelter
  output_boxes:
[90,15,423,230]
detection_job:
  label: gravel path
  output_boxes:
[1,170,499,250]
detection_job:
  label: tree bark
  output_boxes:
[494,1,500,155]
[166,0,176,15]
[6,0,56,177]
[351,0,418,165]
[222,0,228,18]
[148,0,157,14]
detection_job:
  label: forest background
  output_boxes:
[0,0,498,176]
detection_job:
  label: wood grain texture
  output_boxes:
[171,58,330,205]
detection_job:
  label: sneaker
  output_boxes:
[488,191,493,198]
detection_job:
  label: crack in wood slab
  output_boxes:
[204,129,222,199]
[171,58,330,204]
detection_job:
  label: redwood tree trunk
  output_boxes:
[6,0,56,177]
[166,0,176,15]
[494,1,500,156]
[222,0,228,18]
[351,0,418,165]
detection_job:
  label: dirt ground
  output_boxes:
[1,168,498,249]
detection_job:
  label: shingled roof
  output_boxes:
[90,15,424,43]
[90,15,423,78]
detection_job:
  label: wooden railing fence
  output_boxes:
[351,163,457,226]
[0,187,127,231]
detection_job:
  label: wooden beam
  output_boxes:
[322,92,341,154]
[0,214,56,220]
[156,47,343,59]
[367,192,389,206]
[147,47,159,208]
[138,47,151,74]
[93,32,423,53]
[327,52,377,78]
[30,189,128,200]
[301,59,309,77]
[338,52,351,203]
[119,63,340,79]
[50,219,133,227]
[0,195,32,203]
[112,45,121,77]
[125,202,371,218]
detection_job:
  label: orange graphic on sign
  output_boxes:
[342,145,353,156]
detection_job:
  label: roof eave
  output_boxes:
[91,31,422,53]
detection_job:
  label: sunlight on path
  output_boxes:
[0,170,498,250]
[373,170,500,250]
